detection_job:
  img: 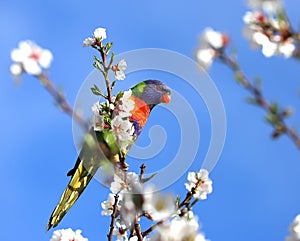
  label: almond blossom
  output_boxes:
[83,27,107,47]
[110,172,140,194]
[242,3,296,58]
[113,220,129,241]
[113,59,127,80]
[101,193,122,216]
[50,228,88,241]
[247,0,283,14]
[151,214,207,241]
[185,169,212,200]
[91,89,135,150]
[111,115,135,151]
[113,90,135,118]
[286,215,300,241]
[143,186,176,221]
[91,102,106,131]
[10,40,53,76]
[196,28,229,69]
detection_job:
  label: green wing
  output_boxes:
[46,129,119,231]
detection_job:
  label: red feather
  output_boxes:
[130,95,151,130]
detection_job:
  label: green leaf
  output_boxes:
[93,61,101,70]
[270,103,279,114]
[266,113,278,125]
[109,51,115,67]
[105,42,113,53]
[94,55,101,63]
[235,72,244,83]
[111,80,117,89]
[115,91,124,101]
[277,10,286,23]
[91,84,102,96]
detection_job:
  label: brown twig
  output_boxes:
[134,218,143,241]
[218,53,300,148]
[139,164,146,183]
[107,194,119,241]
[38,74,89,131]
[178,187,196,209]
[142,220,164,237]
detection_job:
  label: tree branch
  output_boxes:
[38,74,89,131]
[139,164,146,183]
[107,194,119,241]
[218,53,300,149]
[134,218,143,241]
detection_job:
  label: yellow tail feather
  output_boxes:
[46,158,98,231]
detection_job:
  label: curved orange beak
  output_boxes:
[161,93,171,104]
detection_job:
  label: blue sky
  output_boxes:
[1,0,300,241]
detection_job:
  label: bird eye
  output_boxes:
[156,85,163,91]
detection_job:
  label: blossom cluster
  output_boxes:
[185,169,213,200]
[50,228,88,241]
[243,0,297,58]
[83,27,128,80]
[104,172,177,224]
[83,27,107,47]
[91,89,135,152]
[151,212,207,241]
[286,215,300,241]
[100,169,212,241]
[195,28,229,69]
[10,40,53,76]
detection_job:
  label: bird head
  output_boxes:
[131,80,171,109]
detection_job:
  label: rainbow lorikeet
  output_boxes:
[46,80,171,230]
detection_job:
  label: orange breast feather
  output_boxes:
[130,95,150,129]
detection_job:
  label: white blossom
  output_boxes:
[110,172,139,194]
[152,215,207,241]
[114,59,127,80]
[10,40,53,76]
[91,102,106,131]
[50,228,88,241]
[143,186,176,221]
[202,27,226,49]
[278,39,296,58]
[114,90,135,118]
[83,27,107,47]
[120,183,144,227]
[83,37,95,47]
[129,236,149,241]
[247,0,283,14]
[113,221,128,241]
[94,27,107,40]
[286,215,300,241]
[101,193,121,216]
[196,48,215,70]
[253,32,278,57]
[243,11,266,26]
[247,31,296,58]
[111,115,135,150]
[185,169,213,200]
[10,63,22,76]
[195,28,228,69]
[243,11,296,58]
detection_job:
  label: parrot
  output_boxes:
[46,80,171,231]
